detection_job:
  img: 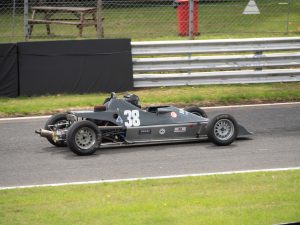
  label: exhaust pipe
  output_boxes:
[35,129,54,139]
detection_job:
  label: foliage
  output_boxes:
[0,82,300,117]
[0,170,299,225]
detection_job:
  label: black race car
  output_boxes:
[35,93,251,156]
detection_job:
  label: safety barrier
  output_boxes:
[132,37,300,87]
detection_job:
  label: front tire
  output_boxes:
[207,114,238,146]
[44,113,68,147]
[66,120,100,156]
[185,106,207,118]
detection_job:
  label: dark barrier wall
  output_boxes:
[18,39,133,96]
[0,44,19,97]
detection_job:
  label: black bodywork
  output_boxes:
[36,93,251,155]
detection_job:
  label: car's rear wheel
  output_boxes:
[207,114,238,146]
[185,106,207,118]
[66,120,100,156]
[44,113,68,147]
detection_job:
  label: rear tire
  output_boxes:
[185,106,207,118]
[44,113,68,147]
[66,120,100,156]
[207,114,238,146]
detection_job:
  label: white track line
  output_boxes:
[1,102,300,122]
[1,167,299,190]
[0,115,51,121]
[201,101,300,110]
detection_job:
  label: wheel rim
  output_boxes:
[74,127,96,150]
[213,119,234,141]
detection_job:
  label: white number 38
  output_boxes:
[124,110,141,127]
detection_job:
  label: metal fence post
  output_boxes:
[24,0,29,41]
[12,0,16,38]
[286,0,292,34]
[188,0,194,40]
[97,0,104,38]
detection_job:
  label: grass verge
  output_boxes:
[0,82,300,117]
[1,0,300,42]
[0,170,299,225]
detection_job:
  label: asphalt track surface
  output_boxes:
[0,103,299,188]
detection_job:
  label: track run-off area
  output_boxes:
[0,102,299,189]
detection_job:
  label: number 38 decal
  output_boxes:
[124,110,141,127]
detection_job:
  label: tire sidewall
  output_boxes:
[67,120,100,156]
[207,114,238,146]
[185,106,207,118]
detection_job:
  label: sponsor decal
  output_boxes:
[171,111,177,118]
[159,128,166,135]
[174,127,187,133]
[116,116,123,124]
[139,129,151,135]
[179,109,185,115]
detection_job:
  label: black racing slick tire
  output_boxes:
[207,114,238,146]
[44,113,68,147]
[185,106,207,118]
[66,120,100,156]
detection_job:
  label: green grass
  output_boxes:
[1,0,299,42]
[0,170,299,225]
[0,82,300,117]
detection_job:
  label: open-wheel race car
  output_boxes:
[35,93,251,156]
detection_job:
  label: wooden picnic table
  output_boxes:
[28,6,99,37]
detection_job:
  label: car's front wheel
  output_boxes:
[185,106,207,118]
[66,120,100,156]
[207,114,238,146]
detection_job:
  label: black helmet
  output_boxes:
[124,94,140,108]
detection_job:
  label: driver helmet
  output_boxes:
[124,94,140,108]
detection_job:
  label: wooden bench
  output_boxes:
[28,6,100,37]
